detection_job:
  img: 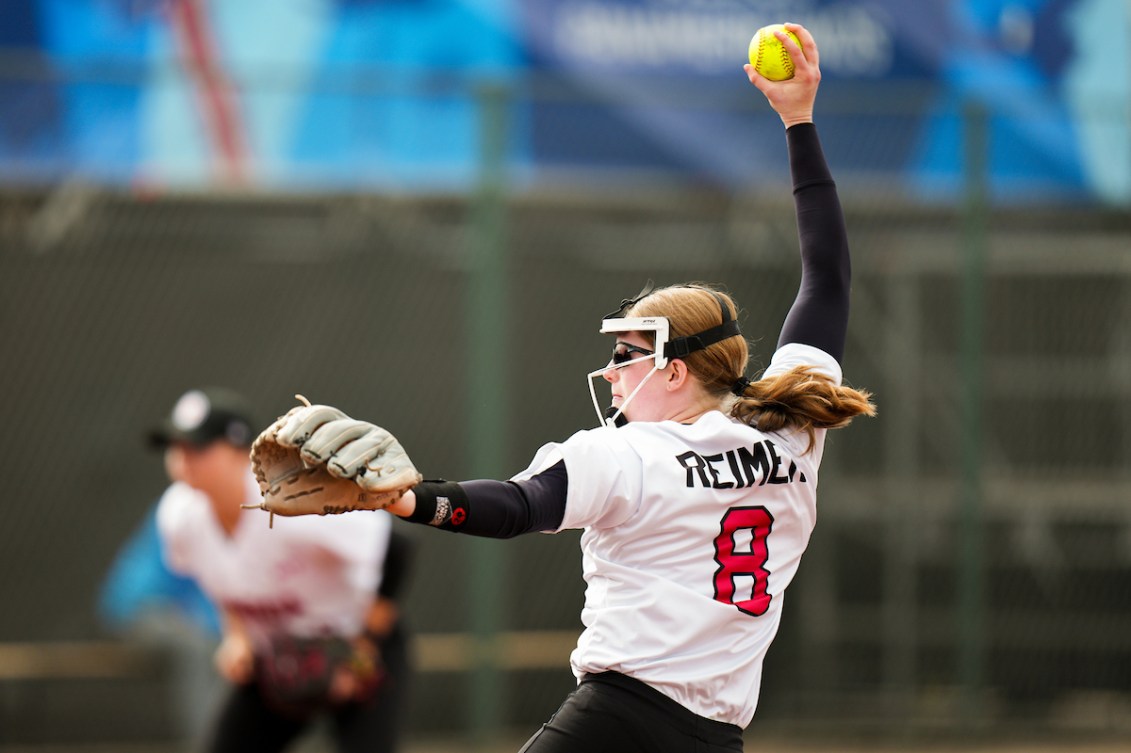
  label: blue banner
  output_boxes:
[0,0,1126,203]
[518,0,1128,204]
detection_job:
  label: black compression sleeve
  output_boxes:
[775,122,851,364]
[377,529,416,600]
[405,460,568,538]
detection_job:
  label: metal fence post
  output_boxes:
[958,99,989,730]
[467,79,510,748]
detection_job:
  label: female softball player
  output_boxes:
[151,387,411,753]
[264,23,873,753]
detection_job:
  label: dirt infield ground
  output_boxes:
[402,735,1131,753]
[0,738,1129,753]
[404,728,1131,750]
[775,737,1131,753]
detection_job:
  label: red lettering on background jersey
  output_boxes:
[223,596,303,622]
[712,506,773,616]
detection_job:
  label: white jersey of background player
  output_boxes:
[157,470,389,650]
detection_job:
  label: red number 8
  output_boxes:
[713,506,773,616]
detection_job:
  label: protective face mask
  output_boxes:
[586,315,671,428]
[586,353,663,428]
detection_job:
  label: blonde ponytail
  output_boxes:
[730,365,875,452]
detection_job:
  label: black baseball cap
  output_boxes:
[147,387,256,449]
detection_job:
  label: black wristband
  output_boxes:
[408,480,471,530]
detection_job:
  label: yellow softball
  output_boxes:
[748,24,802,81]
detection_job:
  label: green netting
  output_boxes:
[1,80,1129,748]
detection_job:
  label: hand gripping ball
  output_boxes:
[748,24,802,81]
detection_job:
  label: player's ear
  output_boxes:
[666,359,689,391]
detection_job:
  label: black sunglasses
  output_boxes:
[611,342,655,365]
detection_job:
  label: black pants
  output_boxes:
[518,672,744,753]
[204,624,410,753]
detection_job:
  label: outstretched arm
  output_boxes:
[255,401,566,532]
[745,23,850,364]
[386,462,568,538]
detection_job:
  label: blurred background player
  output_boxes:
[148,386,412,753]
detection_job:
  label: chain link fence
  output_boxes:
[0,72,1129,749]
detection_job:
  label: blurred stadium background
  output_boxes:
[1,0,1129,751]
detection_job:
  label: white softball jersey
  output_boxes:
[156,469,390,651]
[514,343,842,728]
